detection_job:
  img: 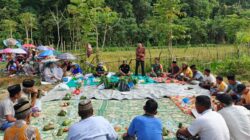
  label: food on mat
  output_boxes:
[178,123,183,128]
[43,123,55,131]
[162,127,169,136]
[80,95,87,100]
[63,93,72,100]
[62,120,71,126]
[73,89,81,95]
[58,110,67,116]
[114,125,121,132]
[57,128,64,136]
[61,102,70,107]
[63,128,69,132]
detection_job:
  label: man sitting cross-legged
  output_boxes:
[94,62,108,77]
[199,69,216,90]
[118,60,131,76]
[150,58,164,77]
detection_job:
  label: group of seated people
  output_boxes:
[42,61,83,83]
[0,80,42,139]
[1,84,249,140]
[67,95,250,140]
[115,58,250,110]
[4,49,42,76]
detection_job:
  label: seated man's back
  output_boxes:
[4,121,40,140]
[219,105,250,140]
[188,110,229,140]
[68,116,117,140]
[128,115,162,140]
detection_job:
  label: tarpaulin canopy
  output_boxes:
[12,48,27,54]
[3,38,17,46]
[0,48,27,54]
[57,53,76,60]
[22,44,36,48]
[38,50,54,57]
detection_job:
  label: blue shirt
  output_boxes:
[128,115,162,140]
[193,71,204,81]
[72,64,83,75]
[228,81,241,94]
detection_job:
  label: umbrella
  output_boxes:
[38,50,54,57]
[41,56,59,63]
[2,48,12,53]
[41,58,59,63]
[12,48,27,54]
[23,44,36,48]
[48,47,54,50]
[57,53,76,60]
[3,38,18,46]
[37,45,49,51]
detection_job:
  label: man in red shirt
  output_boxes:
[135,43,146,76]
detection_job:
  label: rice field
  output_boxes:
[79,44,248,72]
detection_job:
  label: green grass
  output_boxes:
[1,44,250,83]
[77,44,239,70]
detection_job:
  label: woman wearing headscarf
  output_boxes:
[71,63,83,75]
[6,60,17,75]
[53,62,63,80]
[43,62,58,83]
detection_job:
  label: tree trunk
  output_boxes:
[95,26,100,63]
[96,26,99,48]
[10,27,13,38]
[25,26,29,43]
[168,26,173,59]
[31,27,33,44]
[102,25,108,49]
[57,23,60,50]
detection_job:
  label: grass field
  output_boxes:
[79,44,248,72]
[1,44,250,88]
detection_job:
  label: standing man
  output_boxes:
[135,43,145,76]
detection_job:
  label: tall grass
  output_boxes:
[80,44,236,70]
[1,44,249,86]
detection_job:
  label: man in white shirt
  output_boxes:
[216,94,250,140]
[177,95,229,140]
[199,69,216,90]
[0,84,22,131]
[67,99,118,140]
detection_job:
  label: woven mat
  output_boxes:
[170,96,217,116]
[0,99,193,140]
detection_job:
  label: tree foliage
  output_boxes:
[0,0,250,48]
